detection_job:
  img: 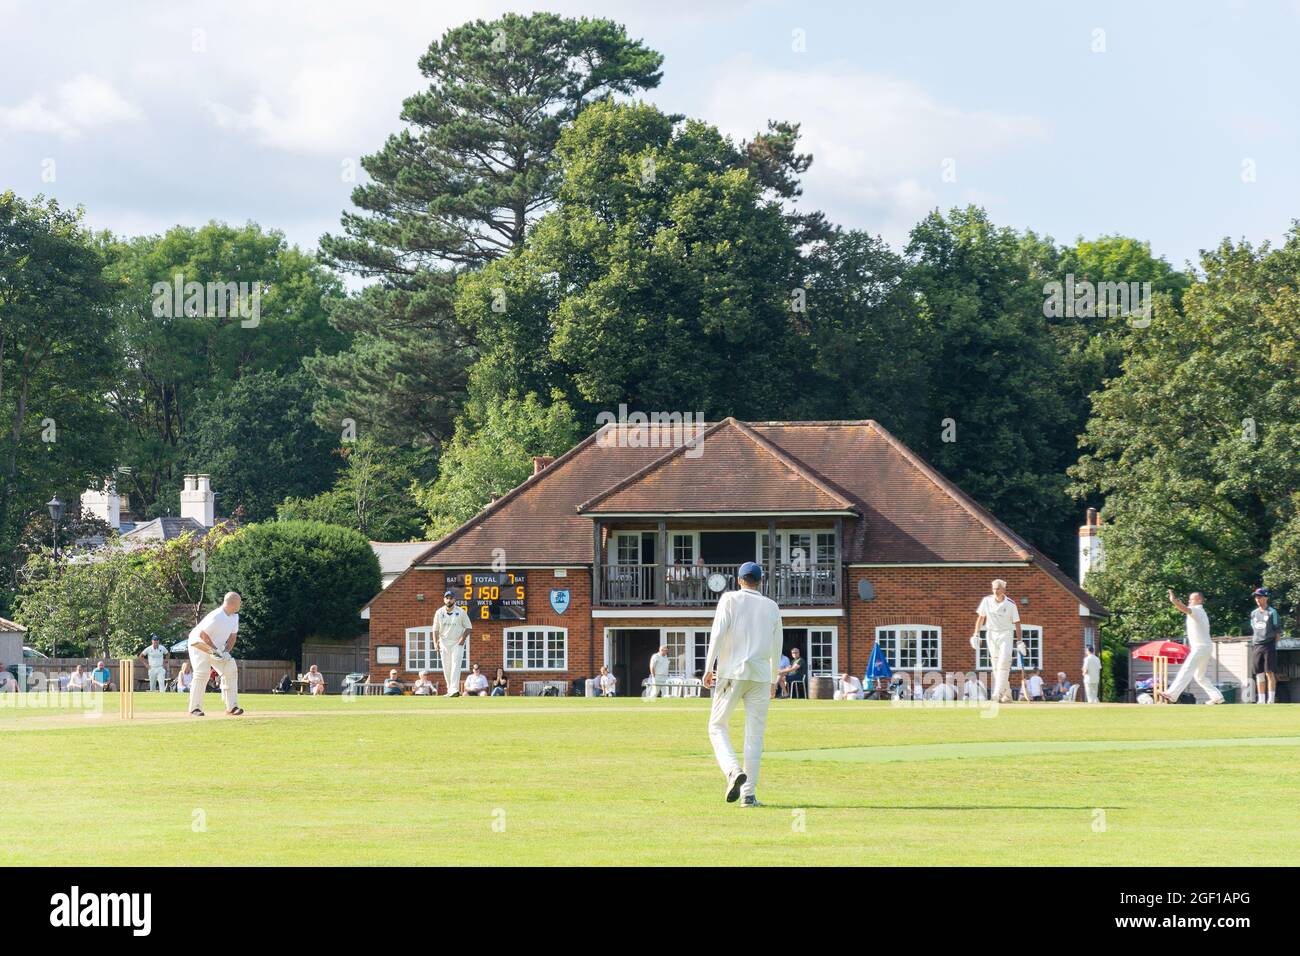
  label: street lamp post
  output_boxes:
[47,496,65,559]
[46,496,65,660]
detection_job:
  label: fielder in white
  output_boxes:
[138,635,168,692]
[1082,645,1101,703]
[703,562,782,808]
[1162,590,1224,705]
[434,590,472,697]
[647,645,671,698]
[972,579,1022,703]
[187,592,243,717]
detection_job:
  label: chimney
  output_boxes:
[1078,508,1103,584]
[80,480,121,531]
[532,455,555,476]
[180,474,215,527]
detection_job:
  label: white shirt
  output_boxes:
[307,671,324,686]
[649,652,671,677]
[1185,605,1211,646]
[190,607,238,650]
[433,604,473,645]
[465,672,488,692]
[977,595,1020,637]
[839,675,863,695]
[962,679,987,700]
[67,671,88,689]
[1026,674,1044,697]
[144,645,168,668]
[928,682,957,701]
[599,672,617,693]
[1083,654,1101,680]
[705,587,782,684]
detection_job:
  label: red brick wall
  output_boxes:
[845,565,1093,681]
[367,567,594,693]
[368,563,1094,690]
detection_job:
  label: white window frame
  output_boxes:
[670,532,698,568]
[976,625,1042,671]
[807,626,839,678]
[611,532,641,566]
[405,627,470,674]
[504,626,568,671]
[757,528,837,568]
[874,625,942,671]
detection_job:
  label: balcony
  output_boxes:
[598,563,840,608]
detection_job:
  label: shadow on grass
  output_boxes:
[760,804,1128,811]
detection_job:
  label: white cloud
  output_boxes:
[705,60,1050,246]
[0,73,142,137]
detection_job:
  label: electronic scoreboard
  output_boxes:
[446,571,527,621]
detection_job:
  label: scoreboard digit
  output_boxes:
[445,571,527,621]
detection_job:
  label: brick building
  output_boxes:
[364,419,1105,695]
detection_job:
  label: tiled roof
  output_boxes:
[371,541,437,577]
[121,517,207,542]
[0,617,26,632]
[402,420,1104,614]
[578,418,855,515]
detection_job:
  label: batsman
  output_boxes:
[187,591,243,717]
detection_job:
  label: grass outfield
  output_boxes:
[2,693,1298,866]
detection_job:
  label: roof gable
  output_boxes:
[577,418,856,515]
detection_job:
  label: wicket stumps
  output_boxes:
[1152,655,1169,704]
[119,658,135,719]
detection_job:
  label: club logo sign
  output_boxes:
[549,589,571,614]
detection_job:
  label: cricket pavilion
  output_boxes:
[363,418,1106,695]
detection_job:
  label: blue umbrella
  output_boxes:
[865,642,893,680]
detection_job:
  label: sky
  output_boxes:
[3,0,1298,272]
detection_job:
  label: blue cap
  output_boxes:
[738,561,764,581]
[444,590,456,597]
[1253,587,1271,597]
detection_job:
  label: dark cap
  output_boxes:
[738,561,764,581]
[1253,587,1271,598]
[443,590,455,597]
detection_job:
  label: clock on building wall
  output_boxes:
[446,571,527,621]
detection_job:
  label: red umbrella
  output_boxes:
[1133,640,1189,662]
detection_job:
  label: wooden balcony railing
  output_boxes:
[597,563,839,607]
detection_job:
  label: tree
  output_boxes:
[0,192,121,590]
[101,222,345,515]
[277,439,432,541]
[184,370,342,523]
[14,548,173,659]
[309,13,664,446]
[906,207,1076,564]
[1071,230,1300,645]
[416,392,581,537]
[458,100,807,423]
[206,521,380,660]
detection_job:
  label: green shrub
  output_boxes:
[207,521,380,660]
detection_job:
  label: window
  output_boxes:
[787,533,812,570]
[692,630,710,679]
[663,631,689,676]
[808,627,838,677]
[815,532,837,565]
[875,626,941,670]
[976,625,1042,670]
[405,627,469,673]
[504,627,567,671]
[614,533,640,566]
[671,533,696,566]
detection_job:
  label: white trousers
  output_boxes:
[439,640,463,696]
[1165,643,1223,703]
[187,647,238,713]
[707,678,771,800]
[148,666,167,692]
[1084,677,1099,703]
[986,633,1013,702]
[647,671,670,698]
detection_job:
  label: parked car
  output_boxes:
[22,646,48,659]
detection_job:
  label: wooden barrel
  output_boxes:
[809,675,835,699]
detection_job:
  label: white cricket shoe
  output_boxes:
[725,769,747,803]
